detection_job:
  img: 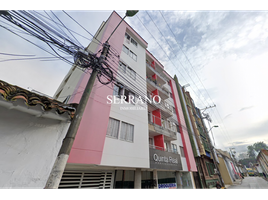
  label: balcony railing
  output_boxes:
[147,94,173,117]
[146,62,167,82]
[149,144,178,154]
[148,114,177,140]
[146,77,170,98]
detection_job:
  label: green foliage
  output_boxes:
[245,141,268,167]
[247,141,268,158]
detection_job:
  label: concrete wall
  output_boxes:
[218,156,233,185]
[0,105,69,188]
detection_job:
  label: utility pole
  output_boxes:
[200,106,225,187]
[44,42,110,189]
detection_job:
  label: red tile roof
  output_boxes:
[0,80,77,118]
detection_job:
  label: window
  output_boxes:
[125,32,138,47]
[124,89,136,104]
[122,45,129,55]
[119,62,126,73]
[172,144,178,154]
[113,84,123,98]
[126,67,136,80]
[106,118,120,139]
[180,146,185,157]
[149,138,153,146]
[125,33,130,40]
[129,51,137,61]
[206,162,215,176]
[131,38,138,47]
[120,122,134,142]
[176,124,180,133]
[122,45,137,61]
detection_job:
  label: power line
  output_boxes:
[134,11,233,147]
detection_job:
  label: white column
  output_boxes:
[153,169,158,189]
[134,168,141,189]
[176,172,183,189]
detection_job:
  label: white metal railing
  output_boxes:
[149,144,178,154]
[146,93,173,116]
[146,62,167,82]
[146,77,170,97]
[148,114,177,140]
[149,114,177,132]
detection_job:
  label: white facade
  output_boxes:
[0,97,70,188]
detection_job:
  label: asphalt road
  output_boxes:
[228,176,268,189]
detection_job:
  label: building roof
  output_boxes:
[0,80,77,119]
[216,149,232,160]
[261,149,268,156]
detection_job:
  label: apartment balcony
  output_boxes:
[148,114,177,141]
[146,77,169,100]
[147,95,173,118]
[146,63,167,84]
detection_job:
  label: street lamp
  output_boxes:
[208,125,218,133]
[106,10,138,42]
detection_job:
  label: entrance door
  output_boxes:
[141,171,154,188]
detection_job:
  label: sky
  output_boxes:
[1,1,268,156]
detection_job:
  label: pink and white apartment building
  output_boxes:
[53,11,197,189]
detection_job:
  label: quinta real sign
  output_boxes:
[149,148,183,170]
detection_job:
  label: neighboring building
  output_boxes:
[177,85,220,188]
[53,11,197,189]
[216,149,237,185]
[256,149,268,178]
[0,80,76,188]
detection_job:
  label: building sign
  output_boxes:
[149,148,183,170]
[158,183,177,189]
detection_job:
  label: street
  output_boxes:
[228,176,268,189]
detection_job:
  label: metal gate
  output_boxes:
[59,171,114,189]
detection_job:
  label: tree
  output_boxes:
[242,142,268,167]
[253,141,268,152]
[247,145,255,158]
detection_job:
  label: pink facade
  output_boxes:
[67,12,131,164]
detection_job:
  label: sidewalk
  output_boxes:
[226,178,242,187]
[211,178,242,189]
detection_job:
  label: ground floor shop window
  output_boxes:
[141,171,154,188]
[114,170,134,188]
[180,172,193,189]
[157,171,176,189]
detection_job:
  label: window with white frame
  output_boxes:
[120,122,134,142]
[119,61,126,73]
[106,118,120,139]
[106,118,135,143]
[124,89,136,104]
[125,32,138,47]
[122,45,137,61]
[126,66,136,81]
[131,38,138,47]
[129,50,137,61]
[113,84,123,98]
[125,33,131,40]
[172,144,178,154]
[122,45,129,55]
